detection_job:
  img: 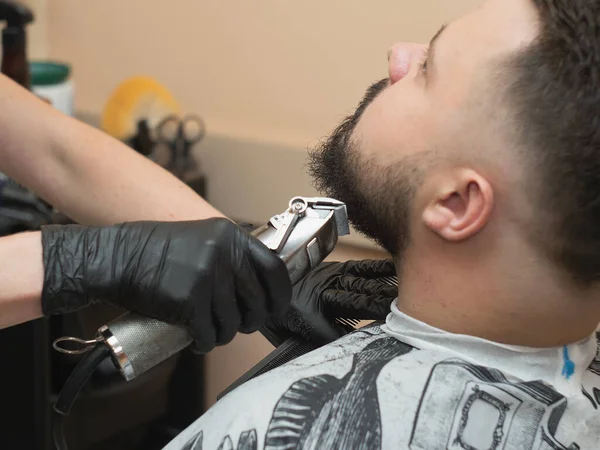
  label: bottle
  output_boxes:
[0,0,34,89]
[30,61,74,116]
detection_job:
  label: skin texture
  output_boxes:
[309,0,600,348]
[0,231,43,328]
[0,73,225,328]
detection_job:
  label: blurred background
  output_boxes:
[2,0,481,448]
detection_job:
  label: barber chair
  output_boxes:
[0,178,205,450]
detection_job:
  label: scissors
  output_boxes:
[156,114,206,177]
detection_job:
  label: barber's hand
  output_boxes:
[262,259,397,347]
[41,218,292,353]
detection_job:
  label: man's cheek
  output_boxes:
[352,95,398,155]
[358,102,427,161]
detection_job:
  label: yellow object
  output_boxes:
[101,76,181,140]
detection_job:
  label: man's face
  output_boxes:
[309,0,539,256]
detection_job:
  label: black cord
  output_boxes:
[53,344,111,450]
[52,413,67,450]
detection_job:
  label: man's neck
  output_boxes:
[395,249,600,348]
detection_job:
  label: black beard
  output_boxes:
[307,78,418,257]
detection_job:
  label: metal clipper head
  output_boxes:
[303,197,350,237]
[254,196,350,284]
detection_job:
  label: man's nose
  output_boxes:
[388,43,428,85]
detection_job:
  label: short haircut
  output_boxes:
[508,0,600,285]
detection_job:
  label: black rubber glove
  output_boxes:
[41,218,292,353]
[262,259,397,347]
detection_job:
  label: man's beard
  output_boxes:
[307,78,422,258]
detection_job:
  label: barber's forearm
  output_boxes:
[0,232,43,329]
[0,74,225,225]
[45,115,226,224]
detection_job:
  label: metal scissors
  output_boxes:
[156,114,206,177]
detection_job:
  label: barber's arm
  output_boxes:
[0,73,396,344]
[0,231,44,328]
[0,219,292,354]
[0,73,224,225]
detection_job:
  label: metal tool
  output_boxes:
[156,114,206,178]
[53,196,349,382]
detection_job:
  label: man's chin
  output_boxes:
[307,76,412,255]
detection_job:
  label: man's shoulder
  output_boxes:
[166,326,600,450]
[167,325,423,449]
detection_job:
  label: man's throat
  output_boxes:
[394,287,599,349]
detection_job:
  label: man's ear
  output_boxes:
[421,169,494,241]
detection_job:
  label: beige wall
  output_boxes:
[38,0,483,408]
[46,0,480,148]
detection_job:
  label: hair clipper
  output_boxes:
[54,197,350,382]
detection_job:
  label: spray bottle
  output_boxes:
[0,0,34,88]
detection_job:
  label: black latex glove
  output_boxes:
[41,218,292,353]
[262,259,397,347]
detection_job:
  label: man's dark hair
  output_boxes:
[509,0,600,285]
[307,79,424,258]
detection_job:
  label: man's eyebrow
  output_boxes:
[427,24,448,71]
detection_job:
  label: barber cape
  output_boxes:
[165,302,600,450]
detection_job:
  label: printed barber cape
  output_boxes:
[165,302,600,450]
